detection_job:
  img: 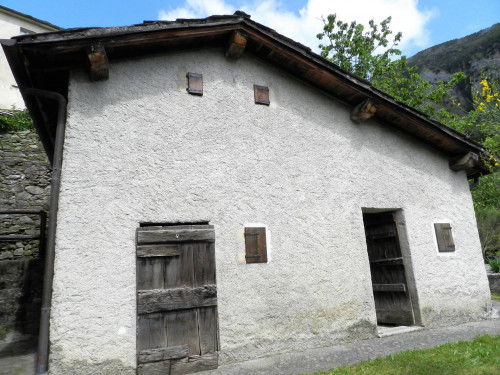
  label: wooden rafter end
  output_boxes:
[350,98,377,123]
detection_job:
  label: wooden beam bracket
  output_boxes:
[350,98,377,123]
[449,152,479,171]
[86,45,109,82]
[225,30,248,59]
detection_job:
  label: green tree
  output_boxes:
[317,14,466,118]
[445,77,500,234]
[317,14,499,258]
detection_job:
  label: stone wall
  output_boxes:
[0,128,50,355]
[0,129,51,260]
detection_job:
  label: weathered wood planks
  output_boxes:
[86,45,109,81]
[225,30,247,59]
[372,283,407,292]
[350,98,377,123]
[449,151,479,171]
[137,360,171,375]
[138,286,217,314]
[137,244,181,257]
[138,345,189,363]
[170,354,218,375]
[363,212,415,326]
[137,228,215,244]
[136,225,219,374]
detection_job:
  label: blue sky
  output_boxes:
[2,0,499,57]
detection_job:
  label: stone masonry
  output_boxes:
[0,129,50,260]
[0,128,50,355]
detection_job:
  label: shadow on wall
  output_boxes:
[0,258,43,357]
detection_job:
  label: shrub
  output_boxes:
[0,109,33,133]
[489,258,500,273]
[476,207,500,259]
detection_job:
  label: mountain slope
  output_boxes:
[408,23,500,112]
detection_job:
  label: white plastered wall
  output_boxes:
[49,48,491,373]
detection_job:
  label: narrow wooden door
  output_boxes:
[363,213,415,326]
[136,225,219,375]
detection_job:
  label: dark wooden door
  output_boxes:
[136,225,219,375]
[363,213,415,326]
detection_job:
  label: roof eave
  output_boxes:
[2,15,492,177]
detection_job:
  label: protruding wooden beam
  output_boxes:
[225,30,247,59]
[350,98,377,123]
[450,152,479,171]
[86,45,109,81]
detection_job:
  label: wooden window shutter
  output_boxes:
[253,85,270,105]
[434,223,455,252]
[187,72,203,95]
[244,227,267,263]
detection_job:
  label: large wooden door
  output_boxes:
[136,225,219,375]
[363,213,415,326]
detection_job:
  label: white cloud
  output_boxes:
[158,0,235,20]
[158,0,437,56]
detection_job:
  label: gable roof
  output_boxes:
[0,12,491,178]
[0,5,61,32]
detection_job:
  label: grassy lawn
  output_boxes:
[301,335,500,375]
[492,294,500,302]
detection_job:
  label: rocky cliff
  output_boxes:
[408,23,500,112]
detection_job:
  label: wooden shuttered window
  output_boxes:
[244,227,267,263]
[186,72,203,95]
[253,85,270,105]
[434,223,455,252]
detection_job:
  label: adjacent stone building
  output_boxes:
[2,13,493,375]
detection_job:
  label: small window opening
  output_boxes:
[434,223,455,252]
[244,227,267,263]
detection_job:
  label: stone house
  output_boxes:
[2,12,493,375]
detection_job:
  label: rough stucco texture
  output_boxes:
[49,48,491,372]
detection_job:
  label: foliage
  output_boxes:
[443,77,500,229]
[445,77,500,161]
[492,294,500,302]
[317,14,466,116]
[476,208,500,259]
[0,325,7,341]
[301,335,500,375]
[317,15,499,259]
[0,109,33,133]
[489,259,500,273]
[317,14,402,80]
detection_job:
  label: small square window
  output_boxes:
[186,72,203,96]
[434,223,455,252]
[244,227,267,263]
[253,85,270,105]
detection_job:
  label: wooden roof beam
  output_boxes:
[86,45,109,81]
[225,30,247,59]
[351,98,377,123]
[450,152,479,172]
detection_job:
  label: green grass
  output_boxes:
[492,294,500,302]
[301,335,500,375]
